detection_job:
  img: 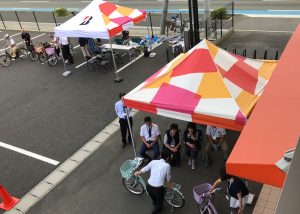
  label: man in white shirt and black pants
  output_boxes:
[140,116,160,161]
[59,36,74,64]
[115,92,132,148]
[134,151,171,214]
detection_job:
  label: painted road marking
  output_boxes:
[0,33,46,52]
[0,32,21,42]
[75,55,97,68]
[20,1,49,3]
[236,29,293,33]
[0,141,59,166]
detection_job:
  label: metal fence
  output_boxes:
[225,47,280,60]
[0,1,234,40]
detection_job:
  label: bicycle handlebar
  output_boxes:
[206,187,222,196]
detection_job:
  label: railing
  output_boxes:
[225,47,280,60]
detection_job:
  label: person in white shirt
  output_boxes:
[205,125,228,167]
[140,116,160,161]
[134,151,171,214]
[59,36,74,64]
[114,92,132,148]
[4,34,17,58]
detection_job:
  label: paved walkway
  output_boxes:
[24,112,261,214]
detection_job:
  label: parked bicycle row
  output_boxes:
[0,29,150,70]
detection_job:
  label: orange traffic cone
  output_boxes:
[0,184,19,211]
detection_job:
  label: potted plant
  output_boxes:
[210,7,230,20]
[54,8,71,17]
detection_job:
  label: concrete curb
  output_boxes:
[4,110,139,214]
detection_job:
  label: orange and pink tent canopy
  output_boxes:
[124,40,278,131]
[55,0,146,39]
[227,25,300,187]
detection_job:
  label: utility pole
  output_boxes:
[203,0,211,36]
[188,0,194,48]
[192,0,200,44]
[160,0,169,35]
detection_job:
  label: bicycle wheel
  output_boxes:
[38,52,48,63]
[29,52,38,61]
[164,188,185,208]
[0,54,12,67]
[122,177,144,195]
[47,55,58,67]
[18,48,28,60]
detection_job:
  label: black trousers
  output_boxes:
[146,184,165,214]
[62,44,73,63]
[119,117,132,144]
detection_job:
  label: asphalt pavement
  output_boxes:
[0,29,168,214]
[27,112,260,214]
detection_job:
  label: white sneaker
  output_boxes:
[188,159,191,166]
[192,162,196,170]
[11,58,16,61]
[64,60,69,64]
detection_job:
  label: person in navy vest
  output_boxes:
[163,123,182,167]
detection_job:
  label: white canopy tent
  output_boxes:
[54,0,147,81]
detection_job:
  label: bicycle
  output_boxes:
[44,46,58,67]
[193,183,222,214]
[120,157,185,211]
[166,14,189,35]
[0,46,28,67]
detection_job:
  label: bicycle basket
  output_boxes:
[45,47,55,55]
[193,183,212,204]
[120,159,138,179]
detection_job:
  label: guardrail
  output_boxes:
[226,47,280,60]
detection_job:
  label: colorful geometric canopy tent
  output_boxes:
[124,40,278,131]
[54,0,146,39]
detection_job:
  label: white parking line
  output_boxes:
[0,141,59,166]
[0,33,46,52]
[0,32,21,42]
[75,55,97,68]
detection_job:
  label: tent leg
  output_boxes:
[60,45,72,77]
[145,17,154,53]
[146,15,150,38]
[109,38,123,82]
[125,107,137,157]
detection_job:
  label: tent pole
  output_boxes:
[146,14,150,37]
[125,106,137,157]
[59,45,72,77]
[109,37,123,82]
[146,15,152,52]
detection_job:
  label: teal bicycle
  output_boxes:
[120,157,185,210]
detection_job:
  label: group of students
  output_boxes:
[115,92,229,170]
